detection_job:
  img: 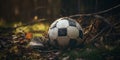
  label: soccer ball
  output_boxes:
[48,17,83,48]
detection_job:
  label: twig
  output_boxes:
[90,26,109,42]
[69,4,120,18]
[94,15,111,25]
[114,21,120,26]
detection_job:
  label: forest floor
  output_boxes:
[0,14,120,60]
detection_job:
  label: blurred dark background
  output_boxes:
[0,0,120,26]
[0,0,120,60]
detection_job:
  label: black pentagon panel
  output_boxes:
[68,20,76,27]
[52,24,56,29]
[58,28,67,36]
[79,30,83,39]
[50,21,58,29]
[69,39,77,47]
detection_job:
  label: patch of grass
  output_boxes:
[61,48,103,60]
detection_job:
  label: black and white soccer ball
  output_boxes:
[48,17,83,48]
